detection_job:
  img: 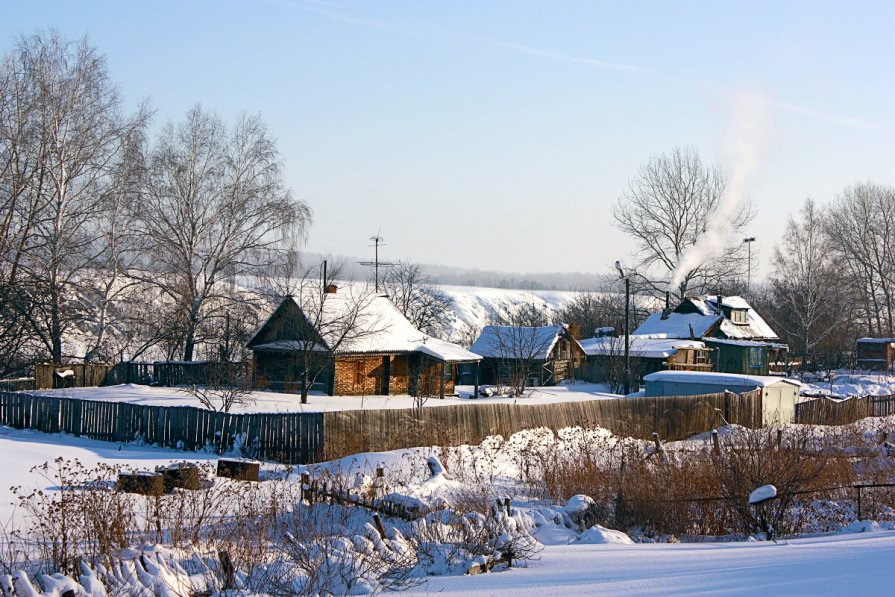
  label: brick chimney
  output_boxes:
[568,322,581,340]
[324,284,338,294]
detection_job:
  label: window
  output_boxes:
[749,347,763,369]
[731,309,748,324]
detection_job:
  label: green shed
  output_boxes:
[704,338,772,375]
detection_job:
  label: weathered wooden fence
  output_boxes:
[35,363,113,390]
[0,392,323,464]
[795,395,895,425]
[322,390,764,458]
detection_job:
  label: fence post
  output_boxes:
[856,485,862,521]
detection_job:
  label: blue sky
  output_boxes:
[3,1,893,279]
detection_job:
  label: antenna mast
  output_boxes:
[358,232,396,292]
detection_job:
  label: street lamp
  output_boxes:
[615,260,631,395]
[743,237,756,292]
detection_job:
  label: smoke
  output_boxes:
[667,89,771,293]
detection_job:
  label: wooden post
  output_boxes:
[372,512,387,539]
[219,550,235,590]
[440,362,446,399]
[857,486,862,521]
[776,429,783,450]
[301,472,311,502]
[474,361,480,399]
[712,430,721,455]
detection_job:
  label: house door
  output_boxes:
[381,356,390,395]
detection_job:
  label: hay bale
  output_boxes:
[161,463,200,491]
[217,459,260,481]
[118,472,165,496]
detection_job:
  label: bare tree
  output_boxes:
[480,300,556,396]
[134,106,311,361]
[257,263,384,404]
[765,199,852,369]
[0,31,149,363]
[382,260,454,339]
[825,183,895,338]
[613,147,754,299]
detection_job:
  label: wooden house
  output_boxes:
[247,287,482,398]
[579,336,713,383]
[469,324,586,387]
[856,338,895,371]
[633,294,788,374]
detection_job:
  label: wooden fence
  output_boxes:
[34,363,113,390]
[0,392,323,464]
[795,395,895,425]
[322,390,764,458]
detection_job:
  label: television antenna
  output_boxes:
[358,231,396,292]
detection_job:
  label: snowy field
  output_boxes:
[408,529,895,596]
[801,371,895,398]
[2,423,895,595]
[31,382,620,413]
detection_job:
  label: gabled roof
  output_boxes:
[470,324,576,360]
[633,295,778,341]
[248,291,481,363]
[579,336,706,359]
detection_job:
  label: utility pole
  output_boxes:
[615,260,631,395]
[743,237,756,292]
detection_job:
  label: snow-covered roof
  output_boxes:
[857,337,895,344]
[579,336,705,359]
[703,338,774,347]
[633,312,720,339]
[470,324,569,360]
[250,292,481,363]
[633,295,778,341]
[643,371,801,388]
[700,296,779,340]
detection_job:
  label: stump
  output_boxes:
[118,472,165,496]
[161,464,200,491]
[217,459,260,481]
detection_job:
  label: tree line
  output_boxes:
[609,146,894,371]
[0,31,310,376]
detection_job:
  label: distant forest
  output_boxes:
[303,252,612,291]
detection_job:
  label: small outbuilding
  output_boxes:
[855,338,895,371]
[643,371,801,425]
[470,324,586,387]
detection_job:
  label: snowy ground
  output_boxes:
[408,528,895,596]
[0,426,217,524]
[800,371,895,398]
[31,383,620,413]
[2,417,895,595]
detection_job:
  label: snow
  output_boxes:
[580,336,705,358]
[633,311,720,339]
[749,484,778,505]
[634,296,779,342]
[643,371,801,388]
[800,371,895,398]
[31,382,622,413]
[576,525,635,544]
[0,426,218,523]
[408,531,895,595]
[251,293,482,363]
[857,338,895,344]
[470,325,567,359]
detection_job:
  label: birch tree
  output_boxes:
[767,199,850,368]
[826,183,895,337]
[0,31,149,364]
[135,106,311,361]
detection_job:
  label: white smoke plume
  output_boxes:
[667,90,771,293]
